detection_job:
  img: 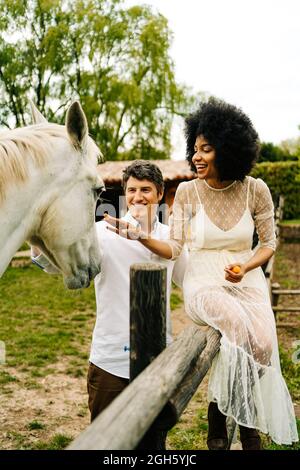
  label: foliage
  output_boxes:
[280,134,300,159]
[251,161,300,219]
[0,0,192,160]
[258,142,298,163]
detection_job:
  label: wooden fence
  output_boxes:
[265,196,300,316]
[68,263,221,450]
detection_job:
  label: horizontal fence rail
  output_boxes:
[68,325,220,450]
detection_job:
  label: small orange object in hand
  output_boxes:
[231,265,241,274]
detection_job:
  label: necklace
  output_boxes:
[203,179,237,191]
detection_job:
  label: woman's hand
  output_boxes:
[224,264,246,283]
[104,214,146,240]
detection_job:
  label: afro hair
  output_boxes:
[185,97,260,181]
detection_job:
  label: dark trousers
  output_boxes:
[87,362,169,449]
[87,362,129,421]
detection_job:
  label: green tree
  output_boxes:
[258,142,297,163]
[0,0,192,160]
[280,131,300,160]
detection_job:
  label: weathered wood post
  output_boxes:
[130,263,176,449]
[130,263,167,378]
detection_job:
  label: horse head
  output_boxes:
[27,101,104,289]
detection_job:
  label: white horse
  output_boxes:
[0,101,104,289]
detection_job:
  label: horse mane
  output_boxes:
[0,124,68,204]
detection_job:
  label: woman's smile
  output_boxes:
[192,135,217,179]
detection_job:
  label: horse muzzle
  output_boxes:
[64,263,101,289]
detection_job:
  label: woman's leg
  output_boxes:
[191,287,273,364]
[239,425,262,450]
[207,402,228,450]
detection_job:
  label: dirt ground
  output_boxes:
[0,306,194,450]
[0,361,89,449]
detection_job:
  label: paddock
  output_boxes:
[0,243,299,450]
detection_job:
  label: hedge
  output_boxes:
[251,161,300,219]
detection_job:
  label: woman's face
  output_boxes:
[192,135,219,180]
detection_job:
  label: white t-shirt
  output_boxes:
[89,213,188,379]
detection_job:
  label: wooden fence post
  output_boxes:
[130,263,167,380]
[130,263,176,449]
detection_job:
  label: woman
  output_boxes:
[105,98,298,449]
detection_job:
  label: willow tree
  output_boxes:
[0,0,192,160]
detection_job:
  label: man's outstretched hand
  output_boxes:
[104,214,145,240]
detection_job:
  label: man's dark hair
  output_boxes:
[122,160,164,194]
[185,97,260,181]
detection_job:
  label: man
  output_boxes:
[89,160,187,428]
[32,160,187,448]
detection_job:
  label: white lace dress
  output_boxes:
[167,176,298,445]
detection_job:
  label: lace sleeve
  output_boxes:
[165,182,190,260]
[253,178,276,251]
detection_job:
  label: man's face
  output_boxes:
[125,177,163,224]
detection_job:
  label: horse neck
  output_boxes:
[0,214,32,277]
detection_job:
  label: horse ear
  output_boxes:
[28,99,48,124]
[66,101,88,152]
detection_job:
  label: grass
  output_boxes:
[279,346,300,401]
[167,406,300,451]
[281,219,300,225]
[0,370,18,385]
[5,431,72,450]
[263,419,300,450]
[168,406,208,450]
[32,433,73,450]
[170,288,183,310]
[17,242,30,251]
[27,420,45,430]
[273,247,299,288]
[0,264,96,375]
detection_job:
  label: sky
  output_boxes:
[125,0,300,159]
